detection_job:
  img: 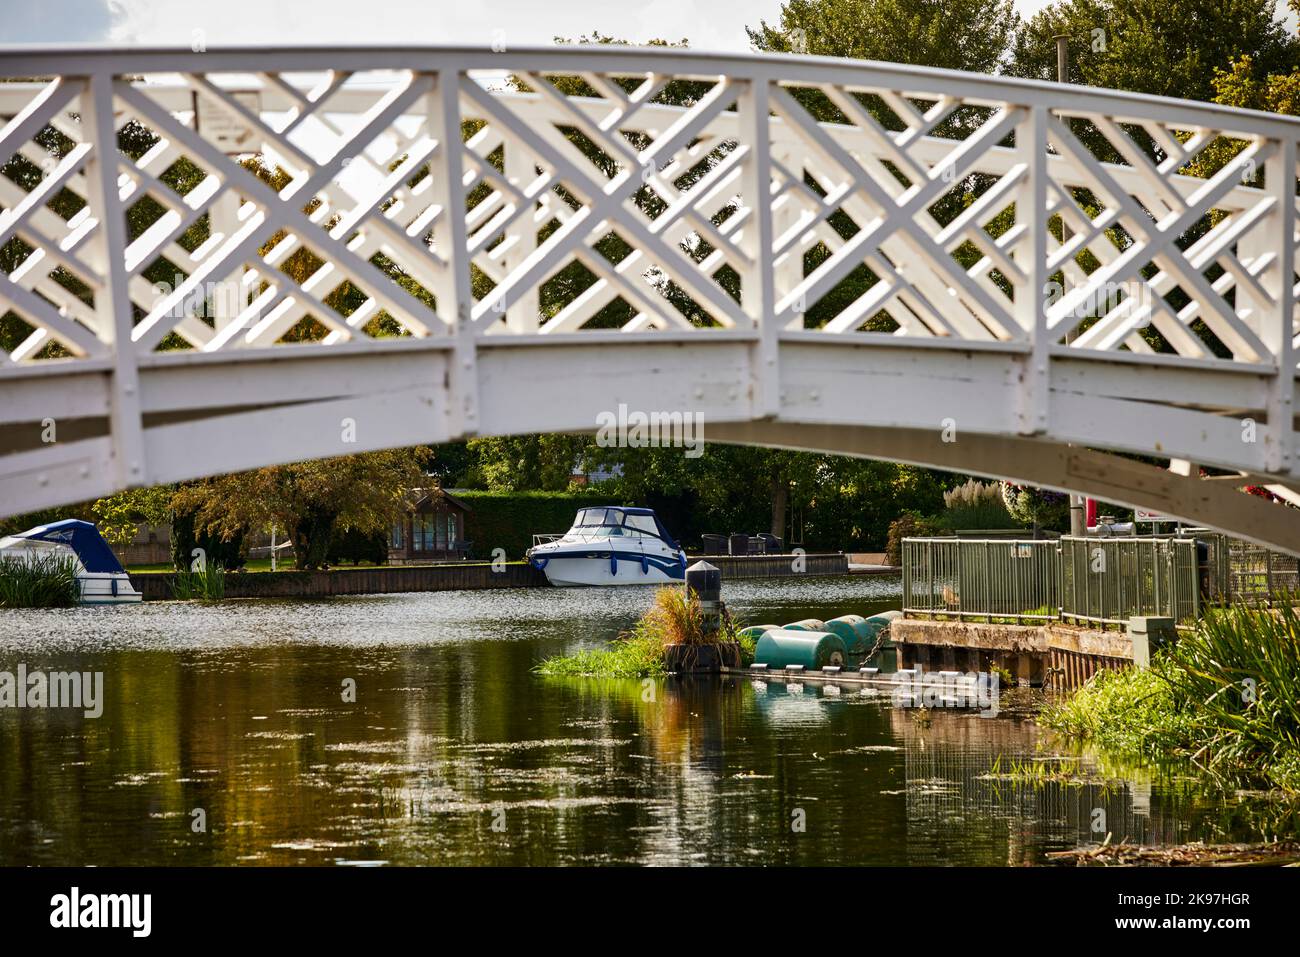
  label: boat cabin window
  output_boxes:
[624,514,658,536]
[575,508,626,527]
[569,509,666,541]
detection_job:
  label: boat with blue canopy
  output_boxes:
[0,519,143,604]
[526,506,686,587]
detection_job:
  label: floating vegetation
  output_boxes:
[536,586,751,677]
[982,754,1120,790]
[0,554,81,608]
[1047,838,1300,867]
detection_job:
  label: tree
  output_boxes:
[1010,0,1296,102]
[1001,482,1070,533]
[747,0,1019,73]
[463,435,592,491]
[171,448,431,569]
[90,486,175,546]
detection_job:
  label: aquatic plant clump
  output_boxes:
[1043,603,1300,791]
[170,563,227,601]
[536,586,749,677]
[0,554,81,608]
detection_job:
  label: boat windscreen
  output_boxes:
[576,508,606,526]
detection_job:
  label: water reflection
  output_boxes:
[0,576,1288,865]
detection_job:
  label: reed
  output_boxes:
[170,563,227,601]
[0,554,82,608]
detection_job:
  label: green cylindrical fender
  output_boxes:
[824,614,869,655]
[738,624,780,642]
[782,618,827,632]
[754,629,847,670]
[865,610,903,642]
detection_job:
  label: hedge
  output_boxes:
[455,490,620,560]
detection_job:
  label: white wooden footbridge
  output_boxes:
[1,46,1299,553]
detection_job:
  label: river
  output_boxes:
[0,575,1276,865]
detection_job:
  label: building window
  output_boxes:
[415,514,436,552]
[392,520,405,549]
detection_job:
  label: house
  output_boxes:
[388,487,472,564]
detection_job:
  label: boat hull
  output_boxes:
[531,548,685,587]
[78,573,143,605]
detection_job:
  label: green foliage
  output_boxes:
[457,490,616,559]
[885,511,939,565]
[1010,0,1297,102]
[535,628,671,678]
[170,509,246,573]
[1001,482,1070,531]
[463,435,591,491]
[91,486,175,546]
[170,448,430,570]
[0,554,81,608]
[748,0,1019,72]
[169,563,226,602]
[1044,604,1300,791]
[0,505,96,538]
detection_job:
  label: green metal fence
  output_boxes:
[901,538,1059,623]
[1188,531,1299,604]
[1058,537,1200,628]
[903,535,1201,629]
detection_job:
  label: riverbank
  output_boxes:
[129,552,854,600]
[1041,603,1300,791]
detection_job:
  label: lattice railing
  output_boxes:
[0,47,1297,366]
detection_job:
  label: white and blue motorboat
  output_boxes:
[526,506,687,587]
[0,519,142,604]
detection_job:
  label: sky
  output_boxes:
[0,0,1060,50]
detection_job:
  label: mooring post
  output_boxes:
[685,560,722,635]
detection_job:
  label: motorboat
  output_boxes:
[0,519,143,604]
[526,506,686,587]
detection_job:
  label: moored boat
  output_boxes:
[0,519,143,605]
[526,506,686,587]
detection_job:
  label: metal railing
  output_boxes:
[903,535,1201,628]
[902,538,1059,623]
[1186,530,1300,604]
[1058,536,1199,628]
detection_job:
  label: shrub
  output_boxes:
[536,586,743,677]
[1001,482,1070,531]
[885,511,938,566]
[456,490,618,559]
[171,508,246,571]
[936,479,1019,531]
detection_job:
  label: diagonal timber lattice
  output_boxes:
[1,47,1299,553]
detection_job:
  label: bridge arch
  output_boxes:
[0,46,1297,553]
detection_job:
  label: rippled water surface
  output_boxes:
[0,576,1273,865]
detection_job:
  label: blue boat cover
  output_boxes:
[12,519,126,574]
